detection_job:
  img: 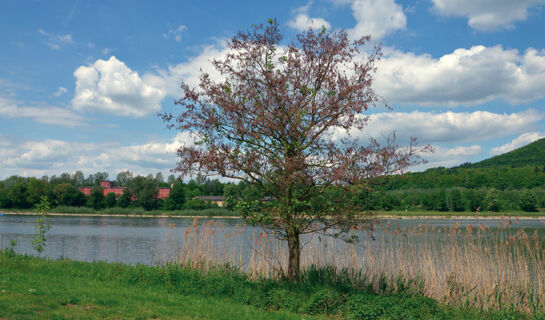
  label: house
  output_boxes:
[79,181,171,199]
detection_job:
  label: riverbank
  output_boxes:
[0,251,535,319]
[2,209,545,220]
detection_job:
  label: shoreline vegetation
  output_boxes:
[1,207,545,219]
[0,250,539,319]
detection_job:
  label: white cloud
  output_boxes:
[54,86,68,97]
[38,29,74,50]
[335,0,406,39]
[101,48,112,55]
[288,14,332,31]
[334,109,544,144]
[72,56,166,117]
[490,132,545,156]
[0,96,85,127]
[162,25,187,42]
[288,3,331,31]
[412,144,483,170]
[143,43,229,97]
[0,132,196,179]
[431,0,545,31]
[376,46,545,106]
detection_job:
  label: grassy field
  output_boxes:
[0,250,539,319]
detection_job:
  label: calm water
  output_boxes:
[1,215,545,266]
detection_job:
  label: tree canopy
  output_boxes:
[163,20,427,280]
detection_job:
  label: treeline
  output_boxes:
[1,169,544,213]
[0,171,237,211]
[374,165,545,191]
[363,187,545,213]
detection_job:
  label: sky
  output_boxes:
[1,0,545,180]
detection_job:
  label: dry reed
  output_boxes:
[166,217,545,313]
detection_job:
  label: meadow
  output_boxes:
[2,216,545,319]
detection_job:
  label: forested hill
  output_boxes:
[374,138,545,191]
[460,138,545,168]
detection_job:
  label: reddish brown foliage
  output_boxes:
[162,20,430,279]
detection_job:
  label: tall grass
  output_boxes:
[167,217,545,314]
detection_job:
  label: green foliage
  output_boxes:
[450,188,465,212]
[484,188,502,212]
[128,176,158,210]
[103,192,117,208]
[31,196,51,255]
[116,189,132,208]
[183,198,208,210]
[86,186,104,210]
[53,183,86,206]
[519,190,538,212]
[0,253,538,320]
[167,182,186,210]
[7,182,30,208]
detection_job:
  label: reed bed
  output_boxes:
[165,217,545,314]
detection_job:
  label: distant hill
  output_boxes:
[460,138,545,168]
[373,138,545,191]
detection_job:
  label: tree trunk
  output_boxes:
[287,228,301,281]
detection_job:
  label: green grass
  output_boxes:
[0,206,237,217]
[0,252,322,319]
[0,251,540,319]
[374,209,545,217]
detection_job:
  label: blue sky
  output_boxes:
[1,0,545,179]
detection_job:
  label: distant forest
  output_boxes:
[0,166,544,213]
[2,139,545,212]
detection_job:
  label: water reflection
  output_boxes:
[1,215,544,266]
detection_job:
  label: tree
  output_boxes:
[519,190,537,212]
[7,183,30,208]
[116,170,133,187]
[72,171,85,186]
[26,178,49,206]
[104,192,118,208]
[484,188,501,212]
[128,176,157,210]
[163,20,426,280]
[154,172,164,185]
[53,183,86,206]
[223,183,239,209]
[87,186,105,210]
[117,189,132,208]
[167,182,186,210]
[450,188,465,212]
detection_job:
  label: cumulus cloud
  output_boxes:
[335,0,406,39]
[162,25,187,42]
[54,86,68,97]
[38,29,74,50]
[490,132,545,156]
[0,96,85,127]
[412,144,483,171]
[431,0,545,31]
[143,44,229,97]
[288,2,331,31]
[0,132,196,179]
[72,56,166,117]
[334,109,544,144]
[375,45,545,106]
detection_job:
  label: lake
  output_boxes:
[2,214,544,266]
